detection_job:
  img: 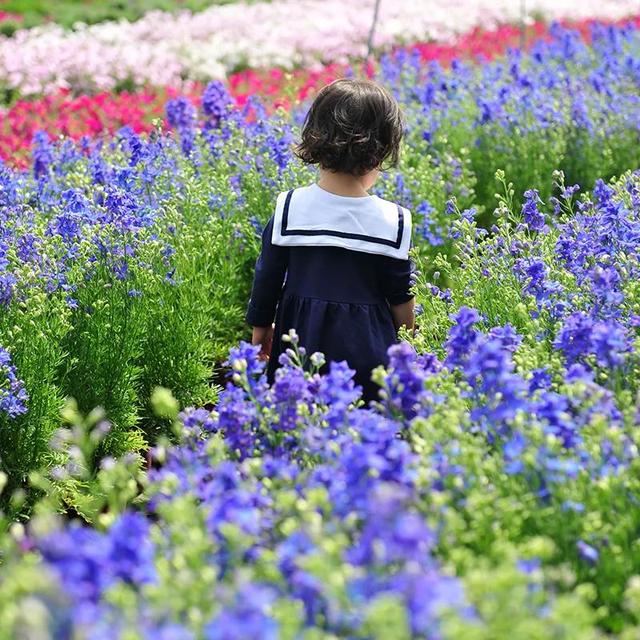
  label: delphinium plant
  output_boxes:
[2,318,638,637]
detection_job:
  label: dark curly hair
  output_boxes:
[294,79,404,176]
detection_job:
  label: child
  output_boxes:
[246,78,414,402]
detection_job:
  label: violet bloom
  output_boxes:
[577,540,599,564]
[202,80,233,123]
[0,346,29,418]
[32,130,53,180]
[522,189,546,231]
[445,306,480,368]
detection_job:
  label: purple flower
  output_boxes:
[0,346,28,418]
[445,306,480,368]
[166,97,197,156]
[503,431,527,474]
[166,97,196,131]
[590,320,630,369]
[204,583,279,640]
[202,81,233,123]
[554,313,630,370]
[553,312,594,366]
[522,189,546,231]
[465,335,528,434]
[529,367,552,392]
[577,540,599,564]
[380,342,440,420]
[0,272,17,307]
[32,130,53,180]
[106,513,156,586]
[535,391,580,448]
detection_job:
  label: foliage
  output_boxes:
[0,0,247,35]
[4,176,640,634]
[1,21,640,489]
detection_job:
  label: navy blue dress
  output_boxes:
[246,216,413,402]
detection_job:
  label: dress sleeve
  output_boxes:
[378,255,415,306]
[246,216,289,327]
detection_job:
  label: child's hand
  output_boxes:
[252,325,274,361]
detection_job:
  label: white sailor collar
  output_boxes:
[271,184,412,260]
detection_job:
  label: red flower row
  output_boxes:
[0,11,22,24]
[2,16,639,168]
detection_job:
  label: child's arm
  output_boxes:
[391,298,415,332]
[246,216,289,359]
[378,255,416,335]
[252,325,274,360]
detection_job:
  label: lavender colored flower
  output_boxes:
[521,189,546,231]
[202,80,233,123]
[445,306,480,368]
[166,97,197,156]
[577,540,599,564]
[166,97,196,131]
[0,347,28,418]
[204,583,279,640]
[381,342,439,420]
[32,130,53,180]
[553,312,594,366]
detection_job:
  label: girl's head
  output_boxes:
[295,79,404,178]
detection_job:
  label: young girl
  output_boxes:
[246,78,414,402]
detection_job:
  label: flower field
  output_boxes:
[0,21,538,166]
[3,0,640,98]
[2,3,640,639]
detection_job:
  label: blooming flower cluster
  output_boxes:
[0,347,28,418]
[1,0,640,97]
[6,258,640,635]
[2,19,640,481]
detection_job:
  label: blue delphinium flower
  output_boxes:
[503,431,527,474]
[0,346,29,418]
[590,320,630,369]
[535,391,581,448]
[32,130,53,180]
[445,306,480,368]
[166,97,197,156]
[589,265,624,317]
[514,257,563,310]
[204,583,279,640]
[577,540,599,564]
[521,189,546,231]
[346,483,435,568]
[166,97,196,131]
[554,313,630,370]
[217,385,261,460]
[380,342,441,420]
[314,360,362,425]
[464,333,528,436]
[38,513,156,619]
[272,365,309,434]
[118,126,146,167]
[37,524,112,618]
[528,367,552,392]
[0,272,17,307]
[107,513,156,586]
[202,80,233,125]
[553,312,594,366]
